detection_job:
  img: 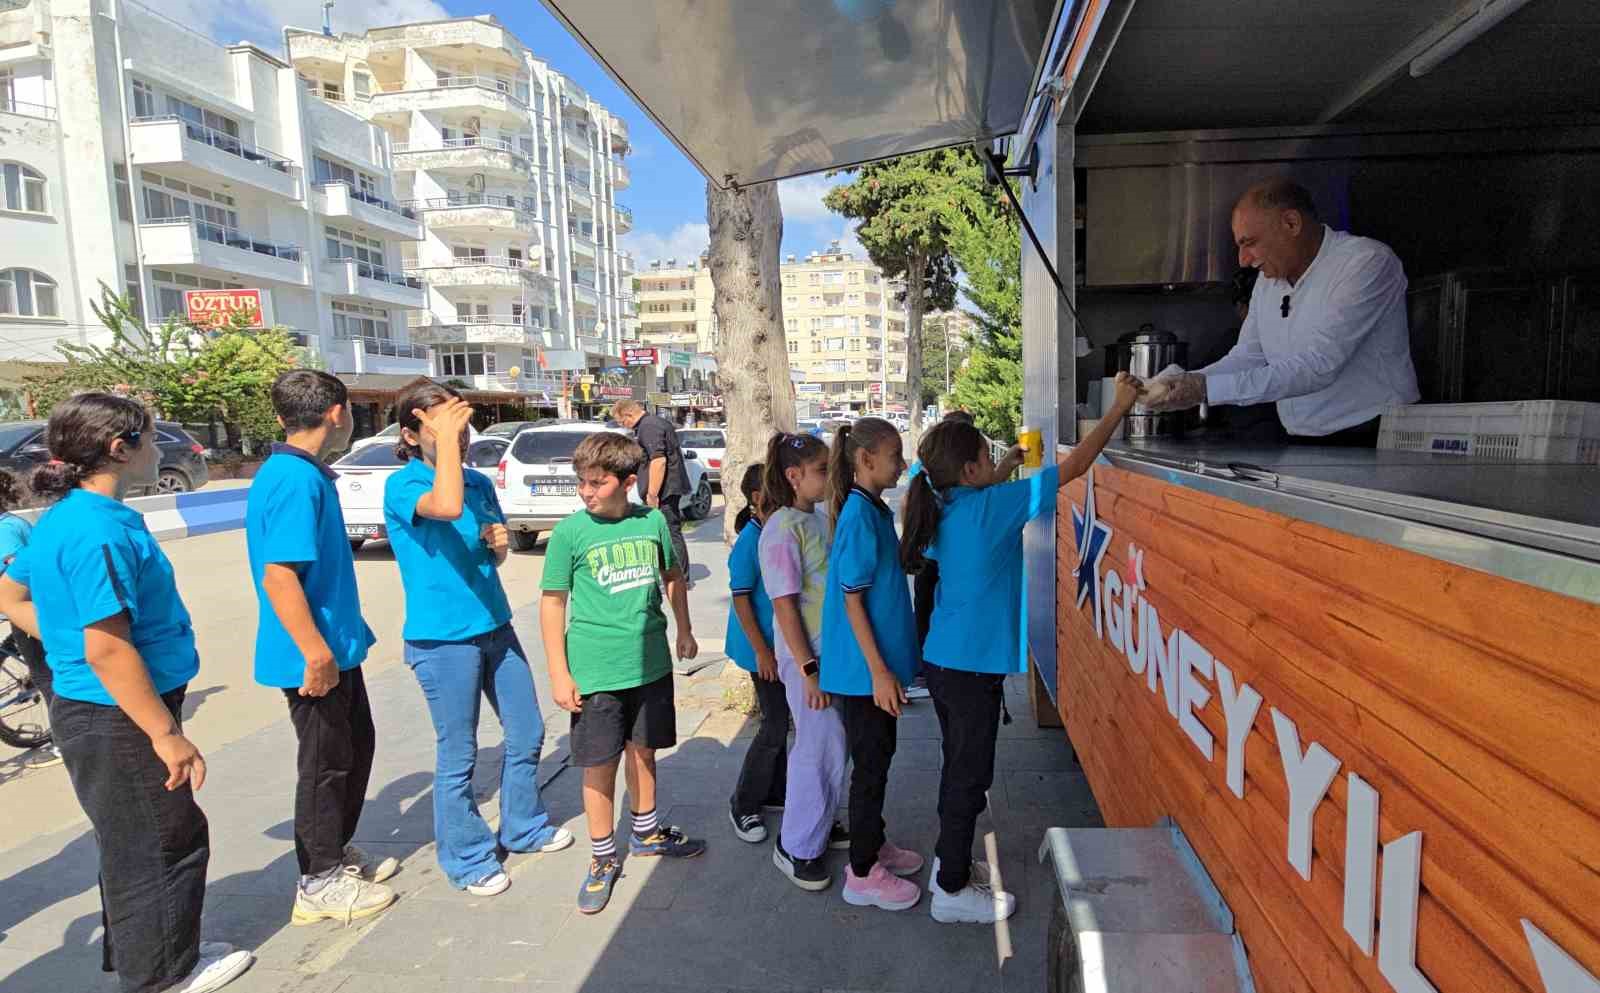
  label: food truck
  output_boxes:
[550,2,1599,990]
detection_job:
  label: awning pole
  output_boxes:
[982,147,1088,339]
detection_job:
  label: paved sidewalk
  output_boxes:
[0,508,1102,993]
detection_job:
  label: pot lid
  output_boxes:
[1115,325,1180,345]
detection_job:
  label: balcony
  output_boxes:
[409,195,538,235]
[572,280,598,309]
[140,217,308,287]
[320,258,426,308]
[563,129,593,163]
[0,97,54,124]
[411,318,544,347]
[608,115,629,144]
[567,180,594,214]
[129,116,300,200]
[616,251,635,274]
[409,257,553,292]
[392,137,530,178]
[613,203,633,232]
[313,182,422,241]
[365,20,524,68]
[368,75,528,122]
[610,158,630,189]
[568,227,597,259]
[340,335,430,361]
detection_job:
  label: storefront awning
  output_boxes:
[541,0,1059,186]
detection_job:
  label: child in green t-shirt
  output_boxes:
[539,431,706,915]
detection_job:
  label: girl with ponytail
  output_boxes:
[904,372,1141,926]
[755,430,848,891]
[817,417,924,910]
[0,392,254,992]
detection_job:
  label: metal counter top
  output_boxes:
[1085,436,1600,603]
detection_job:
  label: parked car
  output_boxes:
[818,408,856,422]
[676,427,726,486]
[482,418,560,440]
[334,436,508,552]
[0,419,209,495]
[349,422,482,452]
[495,422,714,551]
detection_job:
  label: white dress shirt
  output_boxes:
[1200,226,1420,436]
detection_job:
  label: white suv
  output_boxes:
[495,421,715,550]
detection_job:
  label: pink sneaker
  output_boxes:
[877,841,925,877]
[842,862,922,911]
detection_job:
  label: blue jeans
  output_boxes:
[404,624,557,888]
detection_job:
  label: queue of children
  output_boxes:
[0,365,1138,991]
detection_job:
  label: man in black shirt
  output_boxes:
[611,400,692,585]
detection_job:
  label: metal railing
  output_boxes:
[337,334,428,359]
[0,97,54,120]
[315,181,416,220]
[428,255,540,270]
[376,74,528,107]
[568,227,596,246]
[392,137,530,165]
[406,195,539,227]
[131,115,296,176]
[331,257,423,289]
[146,216,303,261]
[613,203,633,225]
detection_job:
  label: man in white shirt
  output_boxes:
[1142,180,1420,443]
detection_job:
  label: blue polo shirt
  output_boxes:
[923,464,1060,674]
[247,444,375,688]
[0,512,31,566]
[9,489,197,705]
[383,458,511,643]
[724,519,774,672]
[819,487,917,695]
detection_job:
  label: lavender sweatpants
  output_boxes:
[777,651,847,860]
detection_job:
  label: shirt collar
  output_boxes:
[271,442,339,481]
[1284,224,1335,290]
[849,484,892,516]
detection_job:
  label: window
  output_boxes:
[849,338,861,351]
[865,272,880,284]
[124,264,143,322]
[807,272,820,286]
[825,359,847,373]
[141,172,237,231]
[434,344,498,377]
[1,163,46,213]
[166,94,238,138]
[785,318,796,331]
[149,268,239,319]
[325,226,385,269]
[0,269,58,317]
[511,303,524,324]
[808,295,820,306]
[822,271,843,285]
[0,69,12,112]
[783,274,795,286]
[113,163,132,222]
[787,340,798,353]
[352,73,372,101]
[452,245,487,262]
[131,79,157,119]
[332,300,392,342]
[321,81,342,101]
[826,337,845,351]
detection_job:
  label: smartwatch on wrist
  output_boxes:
[801,658,819,678]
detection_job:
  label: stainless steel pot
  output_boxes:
[1104,326,1190,439]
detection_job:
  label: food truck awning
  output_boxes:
[539,0,1059,186]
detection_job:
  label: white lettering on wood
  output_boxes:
[1378,832,1439,993]
[1271,708,1340,882]
[1177,632,1215,760]
[1343,773,1380,956]
[1213,660,1262,799]
[1523,920,1600,993]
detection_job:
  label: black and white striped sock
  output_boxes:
[631,807,659,840]
[591,833,616,860]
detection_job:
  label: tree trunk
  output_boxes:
[707,179,795,544]
[905,255,928,442]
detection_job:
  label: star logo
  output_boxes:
[1071,468,1113,636]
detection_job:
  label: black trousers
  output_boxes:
[913,561,939,649]
[838,694,898,878]
[730,672,789,816]
[283,665,376,877]
[53,686,208,993]
[657,495,692,581]
[926,663,1004,893]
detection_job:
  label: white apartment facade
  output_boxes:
[0,0,432,376]
[634,257,715,353]
[287,17,637,397]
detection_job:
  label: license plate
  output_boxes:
[346,524,383,538]
[532,483,577,497]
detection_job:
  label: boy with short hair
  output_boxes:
[247,370,397,925]
[539,431,705,915]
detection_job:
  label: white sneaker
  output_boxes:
[931,877,1017,924]
[904,682,931,701]
[291,868,396,926]
[342,844,399,883]
[926,855,990,893]
[171,944,254,993]
[536,828,575,853]
[466,869,511,897]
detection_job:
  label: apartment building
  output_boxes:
[635,257,714,353]
[0,0,431,375]
[782,246,908,409]
[287,16,637,396]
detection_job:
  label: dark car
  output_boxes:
[0,419,210,495]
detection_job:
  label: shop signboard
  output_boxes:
[185,289,263,330]
[623,347,658,367]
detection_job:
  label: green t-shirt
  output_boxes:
[540,505,675,693]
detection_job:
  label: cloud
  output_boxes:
[624,222,710,267]
[143,0,450,50]
[777,173,844,225]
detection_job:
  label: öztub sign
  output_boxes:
[184,288,263,330]
[1070,469,1599,993]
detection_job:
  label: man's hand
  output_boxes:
[755,648,778,682]
[413,397,475,442]
[480,523,509,555]
[551,671,582,713]
[871,670,906,717]
[646,493,660,508]
[803,674,829,711]
[151,731,207,791]
[299,652,339,698]
[1138,371,1203,412]
[676,629,698,661]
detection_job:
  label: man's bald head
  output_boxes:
[1232,179,1324,284]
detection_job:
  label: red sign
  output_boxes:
[184,289,263,330]
[623,347,658,367]
[869,381,883,394]
[596,385,636,399]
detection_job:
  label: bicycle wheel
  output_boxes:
[0,650,51,750]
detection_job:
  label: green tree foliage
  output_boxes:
[946,168,1025,442]
[27,285,301,446]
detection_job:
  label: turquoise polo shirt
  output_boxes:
[382,458,511,643]
[923,464,1060,674]
[0,512,31,565]
[9,489,198,705]
[724,519,774,672]
[819,487,918,695]
[246,444,375,688]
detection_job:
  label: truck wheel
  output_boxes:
[510,530,540,552]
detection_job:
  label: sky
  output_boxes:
[145,0,867,268]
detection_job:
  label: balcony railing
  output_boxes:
[335,257,423,289]
[315,181,416,219]
[377,74,528,107]
[147,216,303,261]
[431,255,540,270]
[0,97,55,120]
[613,204,633,226]
[132,115,296,176]
[407,193,523,210]
[339,335,429,360]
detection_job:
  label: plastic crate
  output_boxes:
[1378,401,1600,463]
